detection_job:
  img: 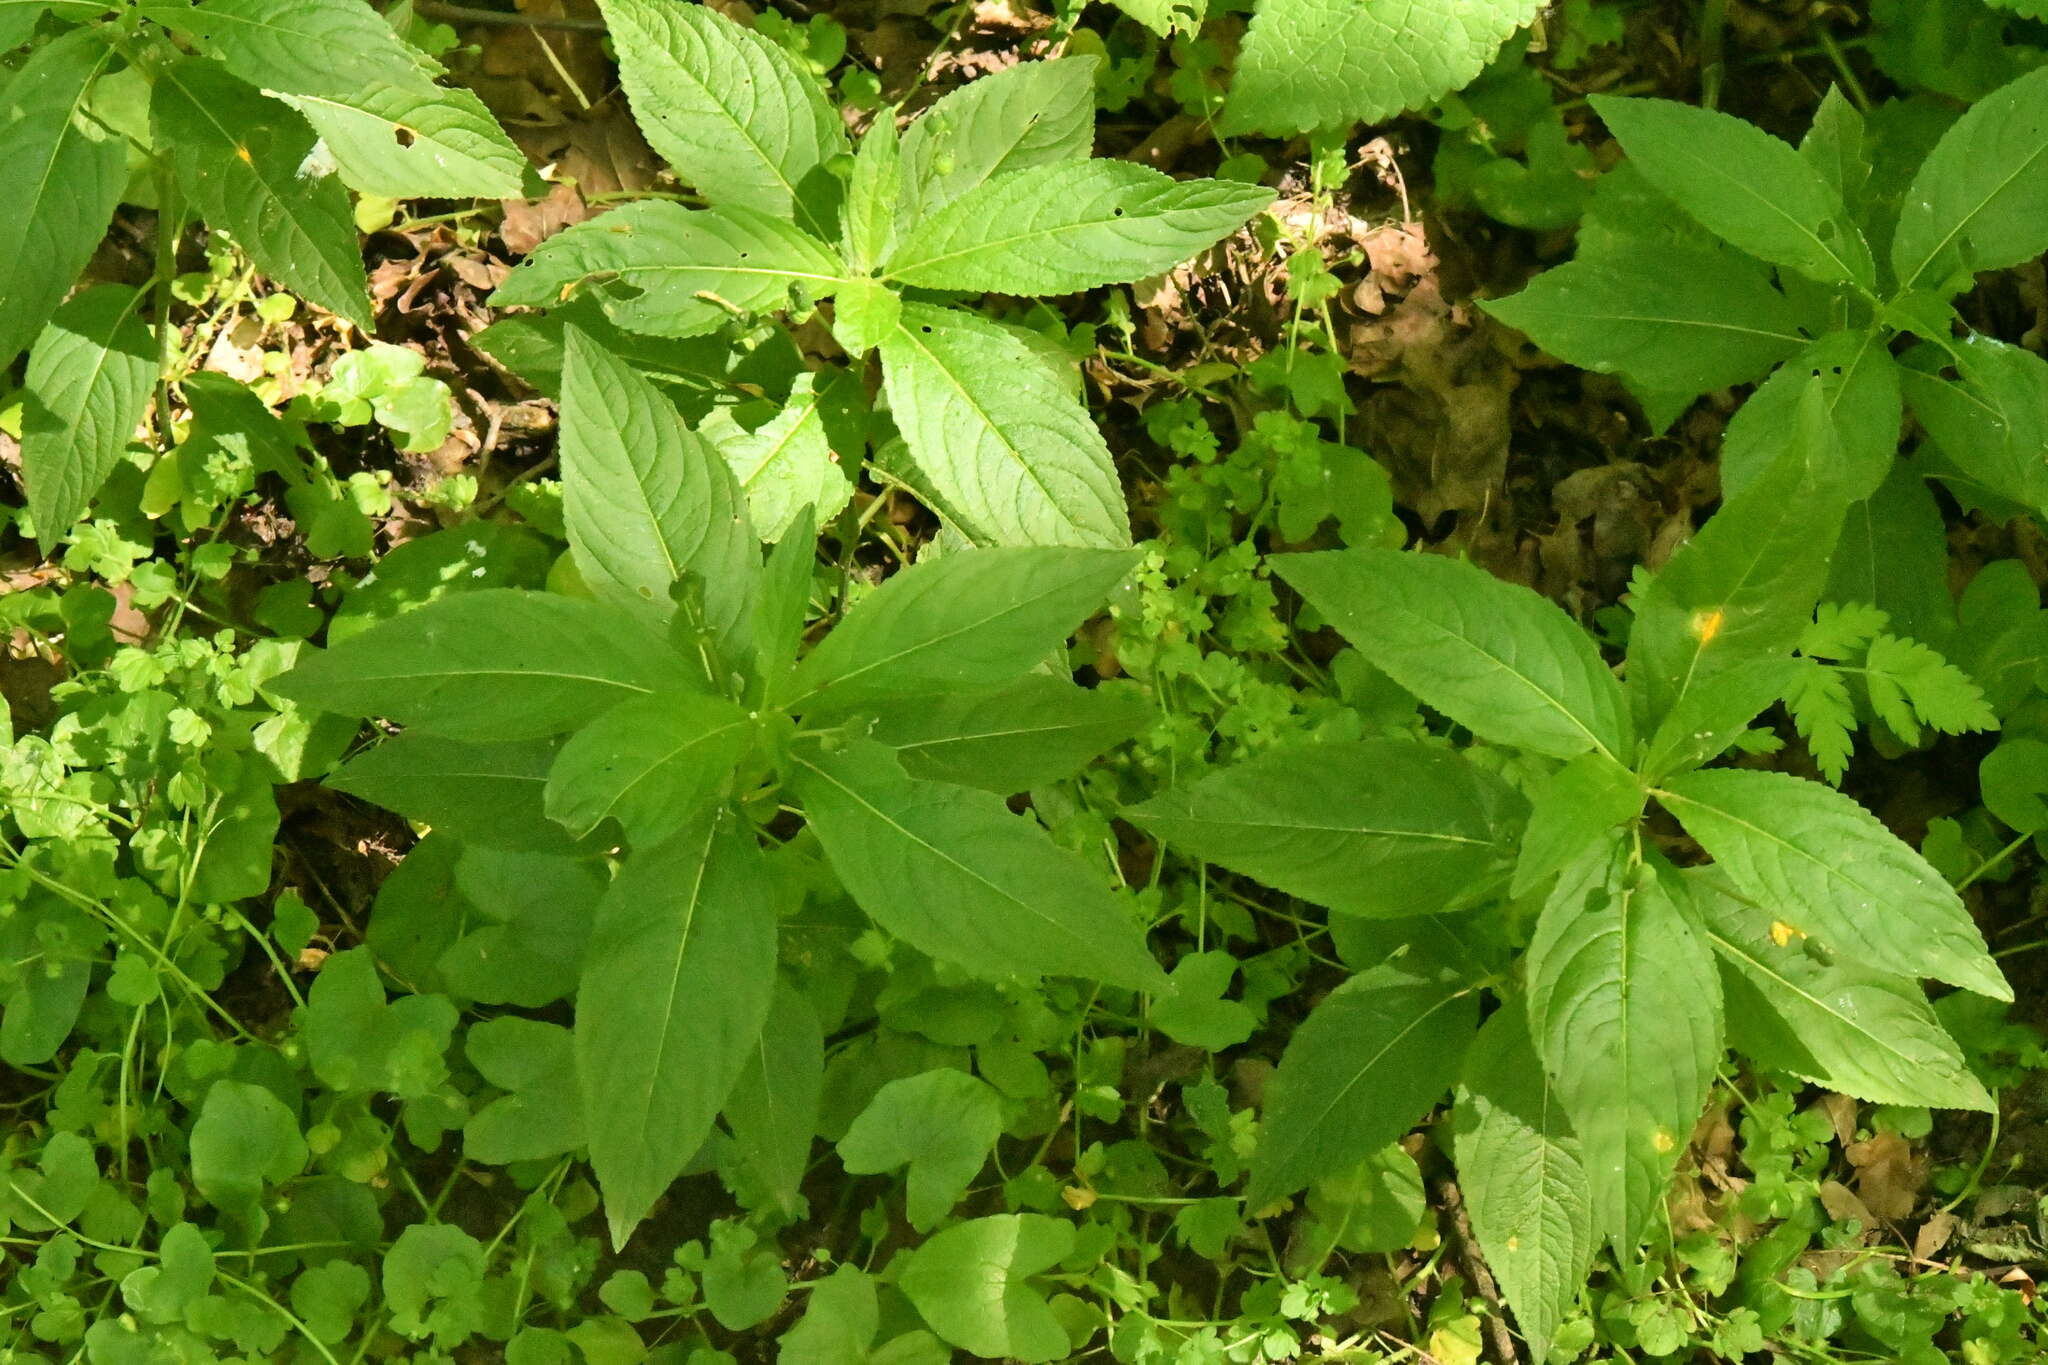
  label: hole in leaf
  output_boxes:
[393,124,418,149]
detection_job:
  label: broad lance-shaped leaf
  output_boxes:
[275,590,702,740]
[870,675,1149,792]
[1481,242,1806,404]
[793,739,1166,991]
[783,545,1138,716]
[151,0,445,92]
[153,62,372,331]
[1274,549,1632,762]
[1246,959,1477,1210]
[1591,95,1873,288]
[1626,383,1853,728]
[0,26,124,367]
[1524,843,1722,1252]
[1222,0,1538,137]
[702,372,855,544]
[269,84,526,201]
[897,57,1096,223]
[159,0,525,199]
[1719,329,1899,502]
[21,285,154,554]
[492,202,845,340]
[1126,740,1525,916]
[1903,335,2048,516]
[722,980,823,1218]
[577,812,777,1248]
[841,108,900,273]
[544,691,755,846]
[884,160,1270,294]
[882,302,1130,548]
[1655,767,2009,1000]
[1892,65,2048,292]
[559,328,759,647]
[1689,871,1992,1112]
[594,0,846,236]
[327,735,576,852]
[1453,1008,1593,1362]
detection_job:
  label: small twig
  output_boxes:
[1432,1175,1523,1365]
[414,1,607,32]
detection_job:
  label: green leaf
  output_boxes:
[157,0,444,92]
[831,276,901,354]
[1691,871,1993,1112]
[784,545,1137,715]
[438,846,600,1009]
[1222,0,1539,136]
[1892,65,2048,292]
[166,0,523,198]
[1511,754,1645,898]
[20,285,154,554]
[1150,950,1257,1052]
[1452,1008,1593,1362]
[1626,390,1854,726]
[1524,844,1722,1251]
[1720,330,1900,503]
[1656,767,2008,1000]
[492,202,844,339]
[1638,658,1801,783]
[190,1080,307,1210]
[871,675,1149,792]
[1863,633,1997,744]
[838,1068,1004,1231]
[898,1214,1076,1364]
[779,1268,880,1363]
[153,61,372,331]
[463,1018,588,1164]
[793,738,1166,991]
[269,83,526,200]
[898,57,1096,222]
[1480,243,1805,401]
[383,1223,485,1347]
[275,590,700,740]
[884,161,1269,294]
[594,0,846,235]
[1275,549,1632,762]
[292,1262,372,1345]
[703,372,856,543]
[1246,959,1477,1209]
[1799,85,1872,209]
[1982,738,2048,834]
[1591,95,1874,287]
[577,813,777,1248]
[750,502,817,695]
[0,26,124,367]
[1127,739,1523,916]
[881,302,1130,547]
[559,329,759,642]
[843,109,900,272]
[723,980,823,1218]
[544,691,754,845]
[124,1223,216,1325]
[301,948,458,1099]
[1904,334,2048,515]
[329,735,573,851]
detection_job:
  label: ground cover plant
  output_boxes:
[7,0,2048,1362]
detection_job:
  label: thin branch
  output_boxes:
[413,2,608,33]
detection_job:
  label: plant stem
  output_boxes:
[414,1,607,32]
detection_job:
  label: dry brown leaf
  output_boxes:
[1845,1132,1925,1220]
